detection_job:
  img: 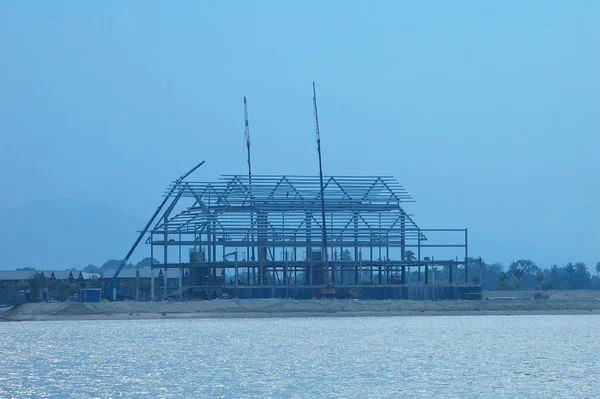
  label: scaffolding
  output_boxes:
[148,174,479,300]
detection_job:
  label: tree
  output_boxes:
[135,257,160,268]
[84,264,101,274]
[28,272,46,301]
[515,259,538,276]
[481,261,503,291]
[596,262,600,277]
[339,250,353,262]
[546,265,565,290]
[535,272,545,289]
[45,279,80,302]
[498,272,508,290]
[549,265,560,282]
[16,267,36,271]
[503,259,538,290]
[405,250,416,261]
[471,273,480,285]
[101,259,134,271]
[565,263,576,289]
[509,261,524,289]
[86,277,102,289]
[573,262,591,289]
[101,260,122,271]
[512,268,524,289]
[236,270,249,284]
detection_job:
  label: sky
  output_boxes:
[0,1,598,268]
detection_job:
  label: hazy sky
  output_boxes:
[1,1,598,267]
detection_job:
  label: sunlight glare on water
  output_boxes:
[1,315,599,398]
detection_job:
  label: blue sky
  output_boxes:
[0,1,598,267]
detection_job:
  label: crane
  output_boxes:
[313,82,335,297]
[104,160,205,299]
[244,96,256,263]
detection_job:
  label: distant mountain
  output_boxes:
[0,199,145,270]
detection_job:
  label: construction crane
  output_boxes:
[313,82,335,298]
[104,161,205,299]
[244,96,256,263]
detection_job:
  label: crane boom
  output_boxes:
[244,96,251,152]
[313,82,332,291]
[104,160,206,298]
[244,96,256,262]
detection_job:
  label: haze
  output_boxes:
[0,1,597,269]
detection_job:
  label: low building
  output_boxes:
[81,272,101,281]
[34,270,100,286]
[101,268,156,300]
[101,268,190,300]
[157,268,190,296]
[0,270,37,290]
[38,270,76,282]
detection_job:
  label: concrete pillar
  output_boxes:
[163,267,168,298]
[151,269,155,301]
[179,268,183,300]
[135,268,140,301]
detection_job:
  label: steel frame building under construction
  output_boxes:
[147,174,481,300]
[102,86,480,300]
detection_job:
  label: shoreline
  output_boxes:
[2,298,600,322]
[4,310,600,322]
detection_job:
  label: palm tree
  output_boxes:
[574,262,591,289]
[595,262,600,277]
[405,250,416,261]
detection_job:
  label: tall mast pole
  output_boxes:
[313,82,330,287]
[244,96,255,262]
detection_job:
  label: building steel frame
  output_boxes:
[148,174,475,300]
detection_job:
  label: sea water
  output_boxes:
[1,315,599,398]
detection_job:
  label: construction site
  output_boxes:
[106,85,482,301]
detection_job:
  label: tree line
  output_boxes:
[16,254,600,292]
[82,257,160,274]
[16,257,160,275]
[475,258,600,291]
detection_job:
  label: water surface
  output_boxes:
[1,315,599,398]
